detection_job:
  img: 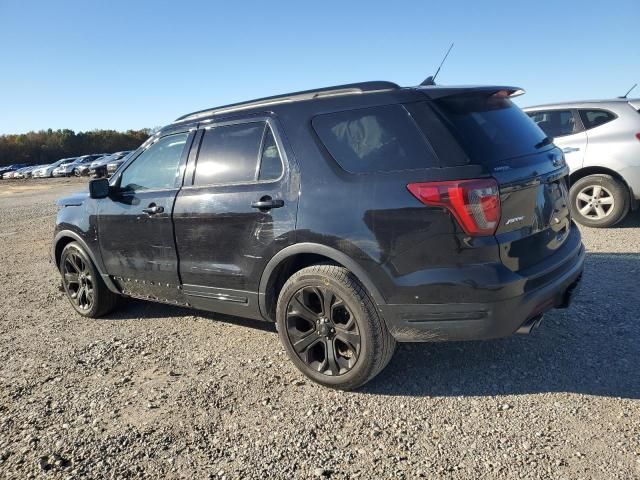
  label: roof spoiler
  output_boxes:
[419,85,525,99]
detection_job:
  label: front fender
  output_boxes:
[52,229,120,294]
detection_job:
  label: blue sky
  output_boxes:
[1,0,638,134]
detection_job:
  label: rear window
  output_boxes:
[431,93,549,162]
[312,104,439,173]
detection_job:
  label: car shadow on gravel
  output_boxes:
[94,253,639,399]
[610,210,640,228]
[103,300,277,333]
[363,252,640,399]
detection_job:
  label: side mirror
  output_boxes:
[89,178,110,199]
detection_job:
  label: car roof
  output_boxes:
[169,81,523,130]
[524,97,640,110]
[173,81,401,123]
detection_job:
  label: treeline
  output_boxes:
[0,129,152,166]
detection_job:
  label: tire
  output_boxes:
[59,242,120,318]
[276,265,396,390]
[569,174,629,228]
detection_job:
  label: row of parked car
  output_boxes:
[0,151,132,180]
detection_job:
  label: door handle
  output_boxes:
[142,204,164,215]
[562,147,580,153]
[251,197,284,210]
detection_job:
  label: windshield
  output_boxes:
[431,93,550,162]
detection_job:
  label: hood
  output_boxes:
[56,191,89,207]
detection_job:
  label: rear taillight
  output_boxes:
[635,133,640,141]
[407,178,501,236]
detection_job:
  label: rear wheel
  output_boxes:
[570,174,629,228]
[60,242,120,317]
[276,265,396,390]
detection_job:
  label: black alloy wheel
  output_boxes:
[59,242,120,317]
[276,265,396,390]
[62,250,95,311]
[285,286,361,376]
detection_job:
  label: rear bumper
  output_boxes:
[380,242,585,342]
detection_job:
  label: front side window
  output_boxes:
[527,110,577,138]
[579,109,616,130]
[120,132,188,192]
[313,104,438,173]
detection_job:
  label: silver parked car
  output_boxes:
[33,158,76,178]
[524,98,640,227]
[4,166,32,179]
[55,154,105,177]
[15,165,45,179]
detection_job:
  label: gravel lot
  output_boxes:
[1,177,639,479]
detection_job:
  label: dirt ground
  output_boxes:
[0,176,639,479]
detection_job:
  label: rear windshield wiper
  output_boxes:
[534,136,553,149]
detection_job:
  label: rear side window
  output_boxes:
[194,122,265,185]
[579,109,616,130]
[258,126,283,181]
[193,122,284,185]
[312,104,439,173]
[527,110,578,138]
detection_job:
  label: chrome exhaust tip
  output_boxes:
[516,314,544,335]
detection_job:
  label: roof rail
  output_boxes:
[174,81,400,123]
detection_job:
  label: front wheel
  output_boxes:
[276,265,396,390]
[60,242,120,317]
[570,174,629,227]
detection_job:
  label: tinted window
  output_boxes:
[432,93,549,163]
[579,109,616,130]
[258,125,283,180]
[404,102,470,166]
[194,122,265,185]
[120,133,188,191]
[313,104,437,173]
[527,110,577,138]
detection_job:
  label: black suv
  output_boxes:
[53,81,584,389]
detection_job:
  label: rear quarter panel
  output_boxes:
[277,102,504,304]
[583,107,640,195]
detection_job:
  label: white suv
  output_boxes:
[524,98,640,227]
